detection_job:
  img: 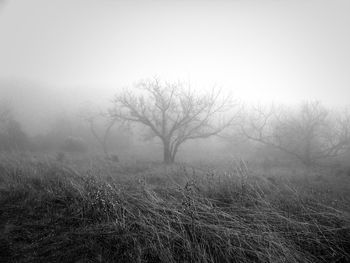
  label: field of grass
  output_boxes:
[0,154,350,262]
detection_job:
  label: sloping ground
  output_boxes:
[0,157,349,263]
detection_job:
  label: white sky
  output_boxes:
[0,0,350,116]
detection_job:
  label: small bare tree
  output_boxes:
[110,79,236,163]
[80,106,117,156]
[240,101,350,167]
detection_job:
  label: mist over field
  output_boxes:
[0,1,350,262]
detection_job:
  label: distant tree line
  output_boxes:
[2,79,350,168]
[106,79,350,166]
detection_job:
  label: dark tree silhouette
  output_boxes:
[110,79,236,163]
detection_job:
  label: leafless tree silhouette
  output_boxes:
[110,79,237,163]
[81,108,117,156]
[240,101,350,167]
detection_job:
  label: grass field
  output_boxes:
[0,153,349,262]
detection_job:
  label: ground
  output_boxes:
[0,153,349,262]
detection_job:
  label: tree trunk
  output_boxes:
[170,143,179,164]
[170,152,175,163]
[163,140,173,164]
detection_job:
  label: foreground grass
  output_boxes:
[0,156,349,262]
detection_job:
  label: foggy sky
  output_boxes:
[0,0,350,133]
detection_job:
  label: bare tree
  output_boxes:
[240,101,350,167]
[80,107,117,156]
[110,79,236,163]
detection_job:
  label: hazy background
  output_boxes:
[0,0,350,134]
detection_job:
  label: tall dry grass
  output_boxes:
[0,155,349,262]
